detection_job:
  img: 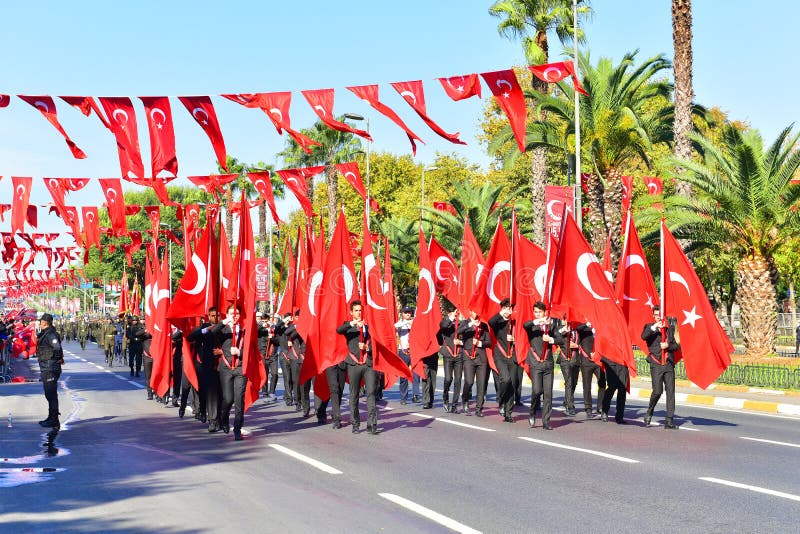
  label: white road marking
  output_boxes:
[739,436,800,449]
[378,493,481,534]
[410,412,495,432]
[518,437,640,463]
[268,444,342,475]
[699,477,800,502]
[128,381,145,389]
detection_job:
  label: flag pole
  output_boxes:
[268,213,274,317]
[660,219,665,310]
[573,0,583,230]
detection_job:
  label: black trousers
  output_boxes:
[280,356,294,402]
[172,353,183,399]
[442,354,463,406]
[420,354,439,407]
[180,367,198,413]
[204,365,221,423]
[263,356,279,394]
[347,363,378,427]
[219,364,247,431]
[580,361,606,414]
[41,363,62,417]
[291,358,310,412]
[494,355,519,414]
[559,358,580,411]
[515,364,524,404]
[462,356,487,409]
[318,364,347,423]
[143,356,154,396]
[602,361,629,422]
[129,346,143,373]
[528,358,554,424]
[648,361,676,419]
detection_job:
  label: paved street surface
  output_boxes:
[2,340,799,533]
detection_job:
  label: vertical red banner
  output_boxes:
[544,185,574,240]
[254,258,270,301]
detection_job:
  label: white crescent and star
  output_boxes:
[344,171,358,183]
[419,268,435,313]
[400,90,417,105]
[486,260,511,303]
[647,182,659,194]
[434,256,458,285]
[622,254,646,301]
[669,271,691,294]
[269,108,283,122]
[341,266,355,301]
[313,105,326,117]
[308,270,324,317]
[150,108,167,128]
[183,253,207,295]
[112,109,128,126]
[542,67,563,82]
[576,253,610,300]
[15,184,26,200]
[668,271,703,327]
[546,199,563,221]
[34,100,50,113]
[105,188,117,203]
[47,178,59,191]
[363,254,386,310]
[192,107,209,125]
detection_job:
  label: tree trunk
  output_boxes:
[224,190,233,247]
[602,167,624,271]
[736,254,777,356]
[583,173,607,255]
[530,77,548,248]
[672,0,694,197]
[325,164,338,239]
[257,202,267,257]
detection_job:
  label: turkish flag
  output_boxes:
[409,228,443,374]
[148,252,173,398]
[469,219,511,320]
[438,73,482,101]
[616,213,659,353]
[432,201,456,215]
[221,91,320,154]
[81,206,101,249]
[140,96,178,177]
[382,236,398,324]
[512,228,548,368]
[276,233,299,317]
[550,213,636,376]
[98,178,127,236]
[0,95,10,107]
[428,236,459,306]
[621,175,634,215]
[480,69,528,153]
[299,211,354,384]
[346,84,423,154]
[335,162,380,212]
[544,185,574,239]
[18,96,87,159]
[25,206,37,229]
[43,178,68,217]
[661,222,732,388]
[178,96,228,171]
[643,176,663,196]
[144,244,158,331]
[118,271,130,315]
[301,88,372,141]
[186,174,237,197]
[529,60,588,95]
[601,230,614,283]
[11,177,32,234]
[56,206,82,245]
[296,221,326,342]
[361,212,412,387]
[247,171,283,225]
[168,218,219,321]
[98,97,145,179]
[457,218,484,317]
[276,166,325,218]
[143,205,161,238]
[391,80,465,145]
[60,96,110,128]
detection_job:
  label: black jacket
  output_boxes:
[187,322,224,368]
[642,321,680,365]
[36,326,63,364]
[438,316,458,358]
[488,313,515,359]
[457,320,490,362]
[336,321,372,366]
[523,318,562,362]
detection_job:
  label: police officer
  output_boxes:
[523,301,561,430]
[642,306,680,429]
[36,313,64,428]
[458,310,490,417]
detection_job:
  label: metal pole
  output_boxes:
[573,0,583,229]
[268,217,274,317]
[366,118,371,228]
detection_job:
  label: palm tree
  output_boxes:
[488,0,590,247]
[664,125,800,356]
[491,50,675,266]
[278,119,361,238]
[379,216,419,307]
[672,0,694,197]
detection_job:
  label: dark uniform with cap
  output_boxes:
[37,313,64,428]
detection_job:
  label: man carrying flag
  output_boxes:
[641,306,680,429]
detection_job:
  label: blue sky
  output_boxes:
[1,0,797,243]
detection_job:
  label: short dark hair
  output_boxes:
[499,298,514,308]
[652,305,661,312]
[350,299,363,310]
[208,307,218,313]
[533,301,547,311]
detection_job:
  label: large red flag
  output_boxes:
[60,96,110,128]
[81,206,101,249]
[361,212,412,387]
[550,214,636,376]
[98,178,127,236]
[480,69,528,153]
[18,96,86,158]
[11,177,32,234]
[382,236,399,325]
[428,236,459,307]
[616,212,659,353]
[247,171,283,225]
[167,219,218,321]
[187,174,237,197]
[643,176,664,196]
[457,218,484,317]
[144,244,158,332]
[409,228,443,375]
[529,60,588,95]
[43,177,68,216]
[469,219,511,320]
[98,97,145,179]
[276,234,298,317]
[390,80,465,145]
[296,221,325,342]
[621,175,634,215]
[301,88,372,141]
[149,252,173,397]
[140,96,178,177]
[661,222,733,388]
[346,84,423,154]
[335,162,380,212]
[512,229,547,368]
[438,73,482,101]
[276,166,325,218]
[178,96,228,171]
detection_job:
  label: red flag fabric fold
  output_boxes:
[643,176,664,196]
[178,96,228,171]
[335,162,380,212]
[276,167,324,219]
[428,237,459,307]
[390,80,465,145]
[301,88,373,141]
[60,96,110,128]
[529,60,588,95]
[438,73,483,101]
[140,96,179,177]
[98,178,127,236]
[11,177,33,234]
[469,219,511,320]
[480,69,528,152]
[18,96,87,159]
[81,206,101,249]
[457,218,484,317]
[99,97,145,179]
[247,171,283,225]
[409,228,443,375]
[346,84,423,154]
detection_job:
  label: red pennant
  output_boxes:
[149,251,173,397]
[334,162,380,212]
[390,80,465,145]
[25,206,38,228]
[247,171,283,225]
[0,95,10,107]
[178,96,228,171]
[18,96,87,158]
[480,69,528,152]
[438,73,483,101]
[99,97,145,179]
[346,84,423,154]
[81,206,101,249]
[643,176,664,196]
[621,175,634,214]
[409,228,443,374]
[276,167,324,218]
[469,219,511,320]
[60,96,110,128]
[11,177,32,234]
[140,96,178,177]
[529,60,588,95]
[98,178,127,236]
[301,88,372,141]
[428,237,460,306]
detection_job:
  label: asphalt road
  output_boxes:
[1,340,799,533]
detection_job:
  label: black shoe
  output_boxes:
[332,420,341,429]
[135,371,141,377]
[39,417,59,428]
[664,419,677,430]
[476,408,483,417]
[199,413,207,424]
[422,403,433,409]
[172,398,179,408]
[542,423,553,430]
[528,416,536,428]
[208,422,219,433]
[221,423,230,434]
[286,399,294,407]
[643,415,652,427]
[585,411,593,419]
[600,412,609,422]
[567,408,576,416]
[499,406,506,417]
[616,419,628,425]
[400,398,407,405]
[368,424,381,435]
[352,423,360,434]
[147,393,153,400]
[412,395,420,403]
[233,429,242,441]
[130,369,134,377]
[504,415,514,423]
[317,415,327,425]
[294,404,302,412]
[303,409,310,418]
[178,408,185,418]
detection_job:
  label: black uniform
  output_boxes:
[218,323,248,438]
[127,321,147,377]
[523,317,562,428]
[458,319,490,415]
[574,323,606,416]
[37,324,64,426]
[257,320,278,397]
[187,322,223,431]
[439,316,462,413]
[285,323,311,415]
[142,332,155,400]
[489,313,520,421]
[642,320,680,425]
[601,358,629,423]
[336,321,378,432]
[557,323,581,415]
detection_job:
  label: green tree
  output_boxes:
[665,125,800,356]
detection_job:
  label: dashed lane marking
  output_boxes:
[410,412,495,432]
[378,493,481,534]
[739,436,800,449]
[698,477,800,502]
[268,444,342,475]
[518,437,639,463]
